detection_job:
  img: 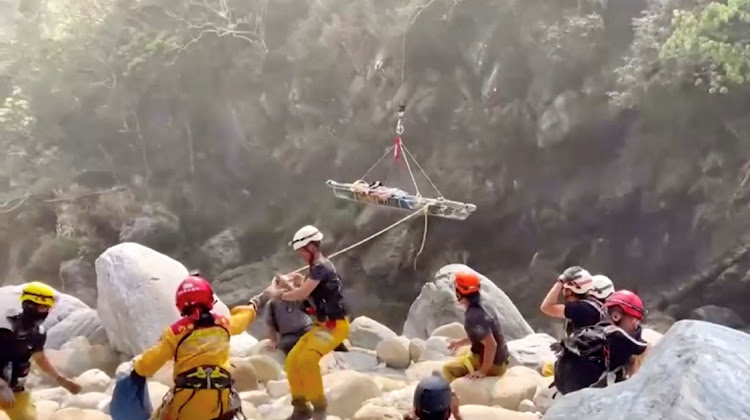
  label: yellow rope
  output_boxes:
[290,206,428,274]
[413,210,428,270]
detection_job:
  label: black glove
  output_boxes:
[129,369,146,384]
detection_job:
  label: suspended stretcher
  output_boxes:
[325,180,476,220]
[325,105,477,221]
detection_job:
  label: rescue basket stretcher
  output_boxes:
[325,179,477,221]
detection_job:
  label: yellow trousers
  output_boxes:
[0,391,35,420]
[285,318,350,409]
[542,360,555,377]
[153,388,234,420]
[442,352,508,383]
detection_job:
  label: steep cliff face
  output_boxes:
[2,0,750,330]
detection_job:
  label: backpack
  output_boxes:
[559,322,610,359]
[552,321,640,391]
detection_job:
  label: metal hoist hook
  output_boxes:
[396,104,405,135]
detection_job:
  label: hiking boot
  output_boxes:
[311,408,327,420]
[286,398,311,420]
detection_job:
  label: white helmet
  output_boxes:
[289,225,324,250]
[589,274,614,300]
[562,269,595,295]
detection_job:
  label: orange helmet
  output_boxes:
[454,271,480,295]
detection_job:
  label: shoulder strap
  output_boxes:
[601,324,649,347]
[581,298,607,320]
[170,314,229,361]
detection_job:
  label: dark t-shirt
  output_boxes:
[307,260,347,320]
[564,299,605,334]
[265,300,313,336]
[464,303,508,365]
[0,312,46,389]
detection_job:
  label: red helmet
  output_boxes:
[454,271,480,295]
[175,275,215,313]
[605,289,646,320]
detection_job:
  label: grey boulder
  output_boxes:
[402,264,533,340]
[543,320,750,420]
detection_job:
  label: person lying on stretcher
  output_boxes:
[351,180,413,206]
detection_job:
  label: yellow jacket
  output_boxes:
[133,306,257,378]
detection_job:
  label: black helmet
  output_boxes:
[414,372,452,419]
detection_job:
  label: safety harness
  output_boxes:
[158,318,244,420]
[1,315,44,392]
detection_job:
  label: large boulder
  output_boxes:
[376,337,411,369]
[460,405,540,420]
[352,404,404,420]
[32,387,73,405]
[201,228,242,273]
[50,408,111,420]
[118,204,181,254]
[95,242,230,356]
[402,265,533,340]
[229,332,259,358]
[405,361,445,383]
[350,316,398,350]
[507,333,557,373]
[430,322,467,340]
[688,305,746,329]
[59,258,98,308]
[61,392,110,410]
[409,336,453,363]
[44,337,121,378]
[359,383,416,413]
[75,369,112,394]
[46,308,108,349]
[323,370,382,419]
[321,348,381,374]
[543,320,750,420]
[36,400,61,420]
[451,366,543,409]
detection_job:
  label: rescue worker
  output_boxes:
[279,225,350,420]
[553,289,649,395]
[404,373,463,420]
[265,275,314,355]
[266,276,349,355]
[590,274,615,302]
[442,271,509,383]
[540,266,609,336]
[129,274,278,420]
[0,282,82,420]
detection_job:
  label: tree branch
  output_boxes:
[42,186,129,204]
[0,194,30,214]
[164,0,269,53]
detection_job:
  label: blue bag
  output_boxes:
[110,372,153,420]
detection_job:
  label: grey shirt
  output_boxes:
[265,300,313,336]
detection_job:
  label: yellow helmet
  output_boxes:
[20,282,57,307]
